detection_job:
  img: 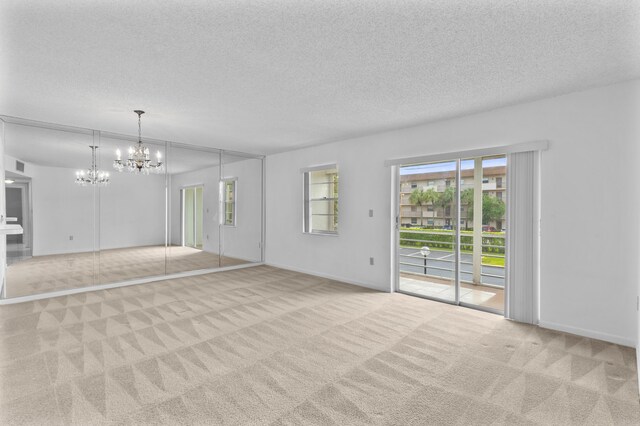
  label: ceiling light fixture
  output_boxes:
[113,110,163,174]
[75,145,110,186]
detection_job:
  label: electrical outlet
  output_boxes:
[369,257,374,266]
[69,235,74,241]
[369,209,374,218]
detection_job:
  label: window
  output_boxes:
[303,165,338,234]
[410,182,417,189]
[496,177,503,189]
[411,218,418,225]
[482,178,489,184]
[222,178,236,226]
[427,205,434,212]
[411,206,417,212]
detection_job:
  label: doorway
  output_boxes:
[396,155,507,314]
[5,177,33,265]
[182,186,203,249]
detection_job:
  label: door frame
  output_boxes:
[6,179,33,252]
[180,184,204,249]
[391,157,503,315]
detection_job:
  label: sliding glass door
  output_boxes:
[397,155,506,313]
[182,186,203,249]
[398,159,459,303]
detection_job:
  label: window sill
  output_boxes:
[304,231,339,237]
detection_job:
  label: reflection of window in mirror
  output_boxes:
[223,178,237,226]
[303,165,338,235]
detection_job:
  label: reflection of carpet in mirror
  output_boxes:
[5,246,248,298]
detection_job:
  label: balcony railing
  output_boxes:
[398,228,505,288]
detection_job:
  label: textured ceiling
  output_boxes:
[1,0,639,155]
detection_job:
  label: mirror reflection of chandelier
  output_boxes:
[75,145,110,186]
[113,110,163,174]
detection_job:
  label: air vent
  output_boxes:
[15,160,24,173]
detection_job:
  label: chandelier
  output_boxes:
[75,145,110,186]
[113,110,163,174]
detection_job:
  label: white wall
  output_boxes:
[221,157,263,262]
[3,155,166,256]
[266,80,640,347]
[169,157,263,262]
[31,165,95,255]
[97,171,166,251]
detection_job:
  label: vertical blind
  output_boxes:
[505,150,540,324]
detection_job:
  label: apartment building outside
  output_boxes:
[400,165,506,230]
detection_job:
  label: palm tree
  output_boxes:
[423,188,439,227]
[460,188,474,229]
[436,186,455,226]
[409,188,426,227]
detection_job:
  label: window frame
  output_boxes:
[302,164,339,236]
[222,177,237,227]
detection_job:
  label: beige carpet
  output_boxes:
[0,266,638,425]
[5,246,247,298]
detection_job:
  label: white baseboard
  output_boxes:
[538,320,635,348]
[265,262,389,293]
[0,262,264,305]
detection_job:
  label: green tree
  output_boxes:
[409,188,427,227]
[482,194,505,226]
[468,193,506,228]
[460,188,474,229]
[436,186,455,224]
[423,188,439,227]
[409,188,439,227]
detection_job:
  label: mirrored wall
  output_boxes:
[0,118,264,299]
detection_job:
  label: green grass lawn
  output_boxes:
[482,256,505,267]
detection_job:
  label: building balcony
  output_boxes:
[397,228,505,312]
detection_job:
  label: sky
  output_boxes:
[400,157,506,175]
